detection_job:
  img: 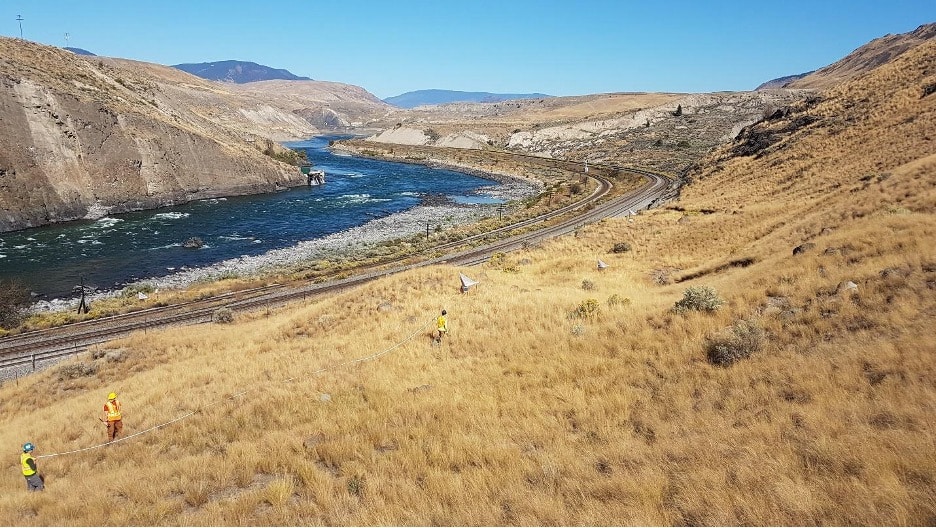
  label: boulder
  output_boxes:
[837,281,858,294]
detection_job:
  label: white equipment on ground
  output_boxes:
[459,273,479,294]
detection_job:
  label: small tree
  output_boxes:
[0,279,31,329]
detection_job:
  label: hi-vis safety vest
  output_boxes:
[106,400,122,421]
[437,316,447,331]
[21,453,35,476]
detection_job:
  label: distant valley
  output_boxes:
[382,89,552,108]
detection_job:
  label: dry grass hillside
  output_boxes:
[0,37,934,528]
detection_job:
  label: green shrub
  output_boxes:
[347,475,364,497]
[570,298,600,319]
[607,294,631,307]
[122,284,156,298]
[673,286,723,313]
[611,242,632,253]
[705,319,765,366]
[581,279,596,291]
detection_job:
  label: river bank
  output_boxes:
[28,178,538,314]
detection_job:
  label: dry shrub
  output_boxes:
[673,285,724,313]
[213,307,235,324]
[56,362,98,380]
[705,319,765,366]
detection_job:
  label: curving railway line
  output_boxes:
[0,157,674,380]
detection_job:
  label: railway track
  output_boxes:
[0,158,673,378]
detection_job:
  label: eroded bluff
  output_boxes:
[0,75,304,233]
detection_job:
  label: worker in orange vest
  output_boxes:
[101,392,123,442]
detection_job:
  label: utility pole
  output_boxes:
[77,276,90,314]
[16,15,23,39]
[426,220,430,241]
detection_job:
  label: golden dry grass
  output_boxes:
[1,40,934,527]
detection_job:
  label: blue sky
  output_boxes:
[4,1,934,99]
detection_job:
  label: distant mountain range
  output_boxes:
[64,47,95,56]
[383,89,552,108]
[172,60,312,84]
[755,72,812,90]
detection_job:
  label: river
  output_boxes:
[0,135,511,299]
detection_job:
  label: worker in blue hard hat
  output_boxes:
[21,442,44,491]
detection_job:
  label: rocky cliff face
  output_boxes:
[0,38,390,233]
[0,39,311,232]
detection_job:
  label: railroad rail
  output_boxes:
[0,158,674,379]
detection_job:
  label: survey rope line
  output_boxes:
[35,411,198,459]
[34,306,448,459]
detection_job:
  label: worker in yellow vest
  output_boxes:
[21,442,44,491]
[436,310,448,342]
[102,392,123,442]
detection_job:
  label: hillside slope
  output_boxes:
[0,38,313,232]
[231,79,392,129]
[788,22,936,89]
[0,38,933,527]
[754,71,812,90]
[367,90,806,175]
[172,60,311,83]
[0,40,391,233]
